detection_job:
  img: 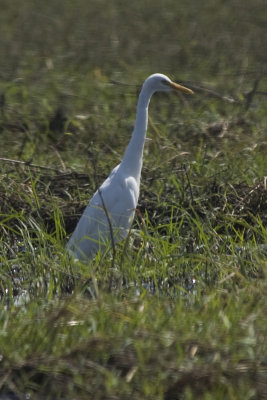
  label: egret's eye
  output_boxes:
[161,80,169,85]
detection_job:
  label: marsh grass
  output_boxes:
[0,0,267,398]
[0,151,266,398]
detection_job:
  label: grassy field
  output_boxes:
[0,0,267,398]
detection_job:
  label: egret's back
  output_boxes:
[67,166,138,260]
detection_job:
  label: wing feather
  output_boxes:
[67,169,138,260]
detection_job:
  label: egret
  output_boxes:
[67,73,193,260]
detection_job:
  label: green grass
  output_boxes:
[0,0,267,398]
[1,287,266,399]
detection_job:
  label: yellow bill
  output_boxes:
[166,80,194,95]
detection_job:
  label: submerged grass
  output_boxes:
[0,0,267,398]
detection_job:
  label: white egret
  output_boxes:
[67,73,193,260]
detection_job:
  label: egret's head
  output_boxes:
[143,73,193,95]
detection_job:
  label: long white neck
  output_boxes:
[119,85,153,182]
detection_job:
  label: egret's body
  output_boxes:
[67,73,193,260]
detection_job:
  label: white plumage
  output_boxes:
[67,73,193,260]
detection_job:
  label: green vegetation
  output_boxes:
[0,0,266,398]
